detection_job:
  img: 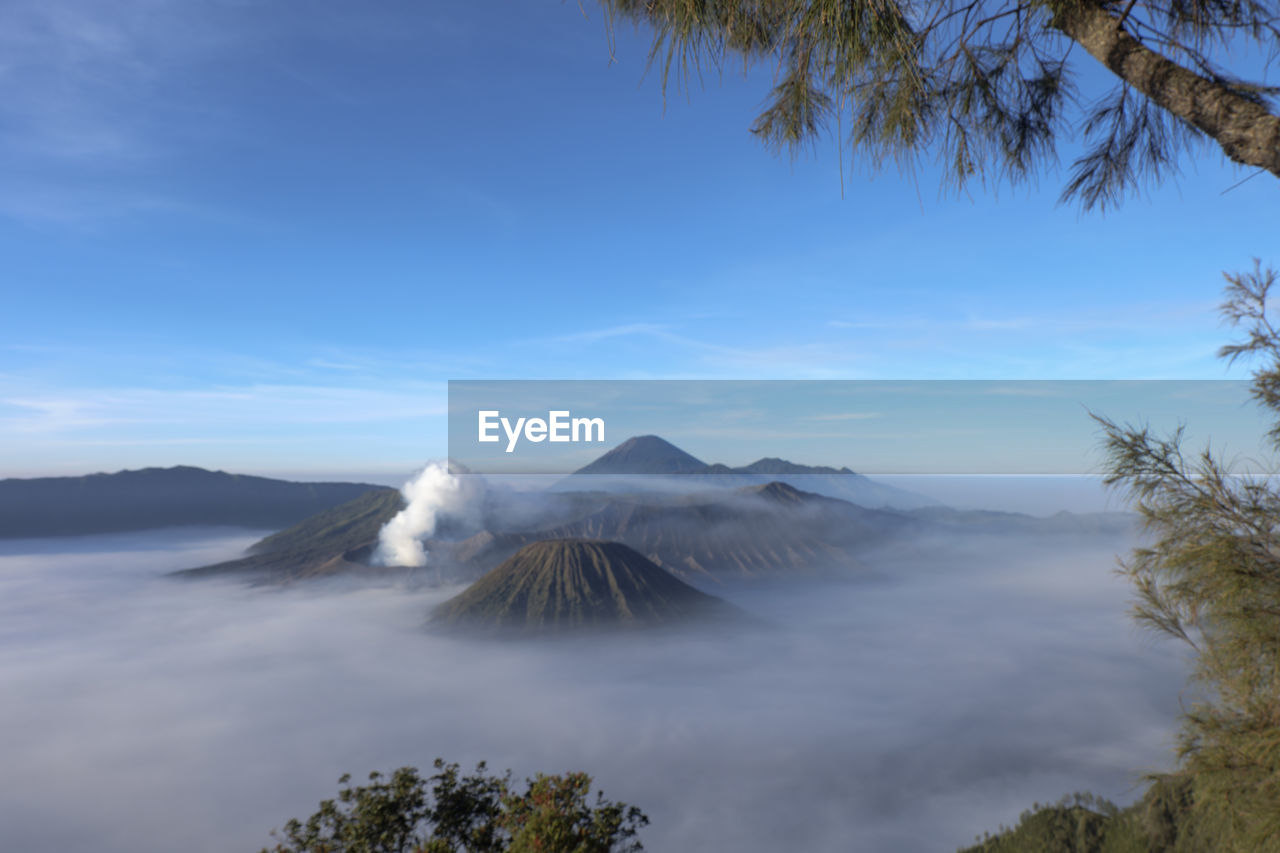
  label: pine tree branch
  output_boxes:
[1050,0,1280,176]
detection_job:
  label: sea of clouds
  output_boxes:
[0,521,1188,853]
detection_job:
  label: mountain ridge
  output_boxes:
[450,481,915,581]
[566,435,939,509]
[0,466,386,538]
[175,472,1137,585]
[172,487,404,582]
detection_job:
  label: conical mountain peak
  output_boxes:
[572,435,708,476]
[431,538,732,634]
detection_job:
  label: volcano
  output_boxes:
[431,539,736,634]
[572,435,709,476]
[173,487,404,581]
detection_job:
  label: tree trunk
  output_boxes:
[1050,0,1280,177]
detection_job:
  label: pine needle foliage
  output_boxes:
[1094,260,1280,852]
[958,779,1222,852]
[596,0,1280,208]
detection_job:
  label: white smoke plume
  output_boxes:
[372,462,483,567]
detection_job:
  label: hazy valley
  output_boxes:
[0,438,1183,852]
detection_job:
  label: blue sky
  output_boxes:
[1,0,1276,478]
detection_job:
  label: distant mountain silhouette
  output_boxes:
[735,457,856,476]
[572,435,708,475]
[908,505,1137,536]
[567,435,940,509]
[0,466,385,538]
[737,479,832,507]
[431,539,737,634]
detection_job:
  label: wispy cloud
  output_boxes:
[826,317,931,330]
[0,1,464,226]
[805,411,884,421]
[538,322,874,378]
[0,1,239,225]
[549,323,675,344]
[0,1,486,203]
[827,315,1052,334]
[0,383,447,435]
[0,185,203,227]
[306,358,364,372]
[0,1,175,163]
[826,301,1219,338]
[964,316,1037,331]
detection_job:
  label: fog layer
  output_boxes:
[0,525,1186,852]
